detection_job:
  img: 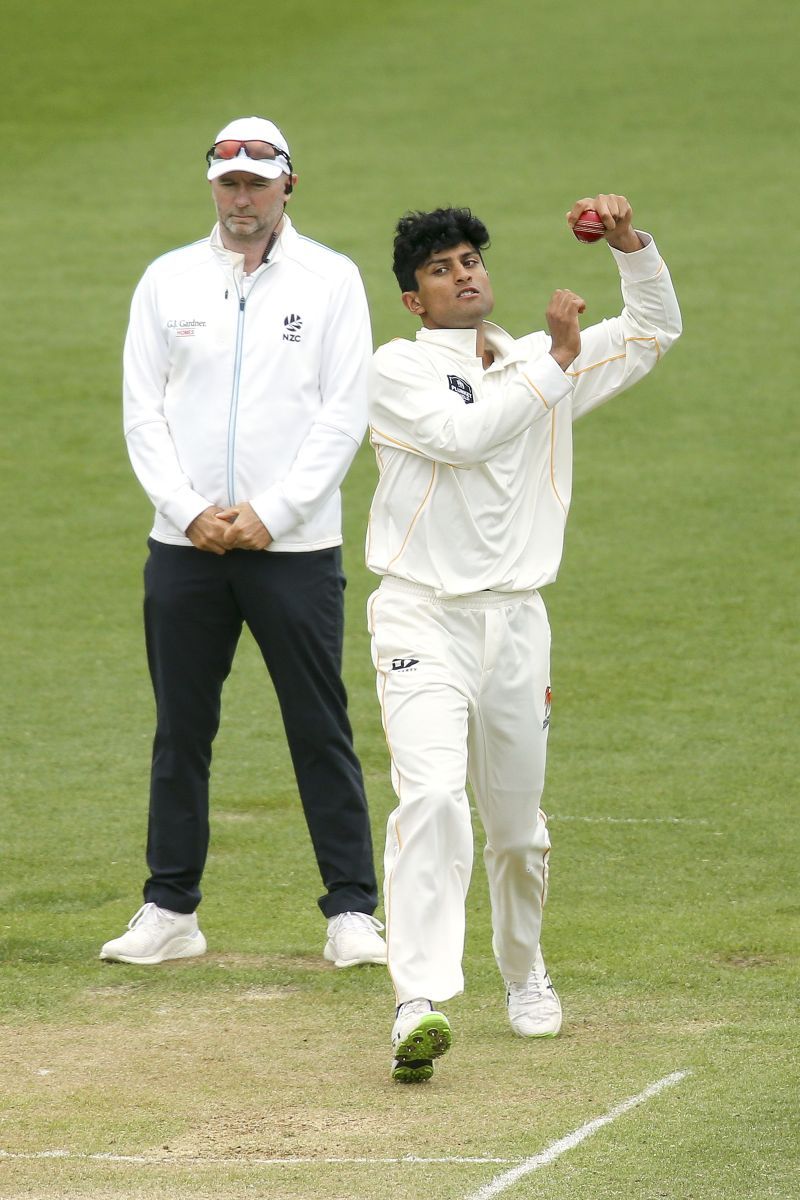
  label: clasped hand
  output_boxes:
[185,504,273,554]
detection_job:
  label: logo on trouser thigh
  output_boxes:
[542,685,552,729]
[391,657,420,672]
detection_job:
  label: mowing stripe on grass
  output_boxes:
[464,1069,690,1200]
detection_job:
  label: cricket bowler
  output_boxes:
[365,196,682,1082]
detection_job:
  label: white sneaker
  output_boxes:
[391,999,452,1083]
[323,912,387,968]
[99,903,207,965]
[506,946,562,1037]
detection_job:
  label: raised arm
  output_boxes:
[562,195,682,419]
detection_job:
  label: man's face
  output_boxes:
[403,242,494,330]
[211,170,289,243]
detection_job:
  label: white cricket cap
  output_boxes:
[206,116,292,181]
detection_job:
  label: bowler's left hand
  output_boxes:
[566,195,643,253]
[216,502,273,550]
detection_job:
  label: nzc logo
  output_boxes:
[283,313,303,342]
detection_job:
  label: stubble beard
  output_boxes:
[222,213,270,242]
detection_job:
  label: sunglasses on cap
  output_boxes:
[205,139,292,172]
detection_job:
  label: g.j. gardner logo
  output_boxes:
[283,313,303,342]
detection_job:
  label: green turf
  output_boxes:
[1,0,798,1197]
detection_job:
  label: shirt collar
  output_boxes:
[415,320,526,368]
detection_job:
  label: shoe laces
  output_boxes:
[508,966,552,1004]
[128,902,173,931]
[396,998,433,1020]
[328,911,384,935]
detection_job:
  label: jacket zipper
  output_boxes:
[225,242,278,505]
[226,293,247,506]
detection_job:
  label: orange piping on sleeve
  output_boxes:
[520,371,551,411]
[566,334,659,378]
[369,424,420,453]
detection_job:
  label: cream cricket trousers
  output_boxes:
[368,576,552,1004]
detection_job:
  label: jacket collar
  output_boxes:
[209,212,296,270]
[415,321,527,369]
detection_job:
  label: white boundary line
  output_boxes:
[549,815,709,825]
[0,1070,689,1182]
[464,1070,690,1200]
[0,1150,517,1166]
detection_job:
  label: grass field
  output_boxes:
[1,1,798,1197]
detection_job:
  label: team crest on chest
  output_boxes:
[447,374,474,404]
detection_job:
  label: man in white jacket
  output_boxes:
[366,197,681,1081]
[101,116,386,970]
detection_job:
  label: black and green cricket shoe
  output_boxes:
[391,1009,452,1083]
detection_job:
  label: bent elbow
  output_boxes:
[657,301,683,356]
[663,314,683,354]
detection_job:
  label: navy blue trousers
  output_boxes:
[141,540,377,918]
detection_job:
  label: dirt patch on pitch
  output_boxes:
[0,997,713,1167]
[0,1003,416,1160]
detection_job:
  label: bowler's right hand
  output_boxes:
[186,506,229,555]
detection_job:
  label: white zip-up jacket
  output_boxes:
[123,216,372,550]
[366,234,681,596]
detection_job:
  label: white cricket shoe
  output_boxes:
[391,998,452,1083]
[506,946,562,1037]
[323,912,387,967]
[99,902,207,965]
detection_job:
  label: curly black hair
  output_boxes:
[392,207,490,292]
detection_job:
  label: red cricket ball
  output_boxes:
[573,209,606,243]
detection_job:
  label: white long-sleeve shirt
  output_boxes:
[366,234,681,595]
[123,216,372,550]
